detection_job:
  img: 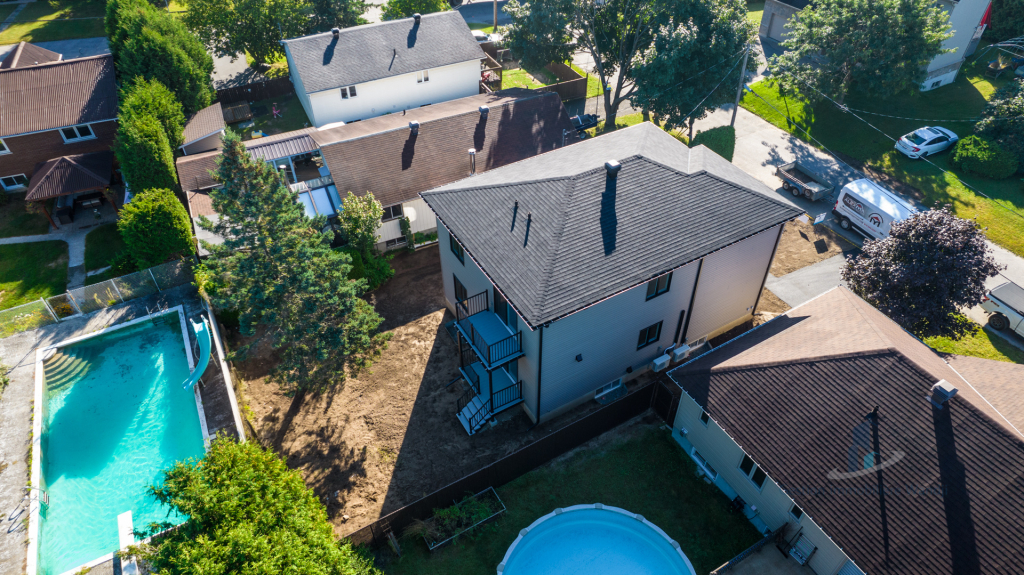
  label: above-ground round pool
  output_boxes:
[497,504,696,575]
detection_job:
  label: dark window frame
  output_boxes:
[699,410,710,426]
[637,321,663,349]
[645,272,673,300]
[790,504,803,521]
[450,233,465,264]
[453,274,467,303]
[739,454,767,490]
[385,236,407,249]
[381,204,403,222]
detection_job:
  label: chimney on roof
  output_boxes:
[409,121,419,135]
[479,105,489,118]
[332,27,340,39]
[413,13,421,23]
[469,148,477,175]
[928,380,958,409]
[605,159,621,179]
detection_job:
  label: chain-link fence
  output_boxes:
[0,259,195,339]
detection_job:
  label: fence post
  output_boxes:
[110,280,125,303]
[149,268,161,291]
[67,292,83,315]
[40,298,59,323]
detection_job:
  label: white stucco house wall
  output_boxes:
[281,12,486,128]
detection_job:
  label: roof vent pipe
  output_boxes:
[928,380,958,409]
[413,13,421,23]
[409,121,419,135]
[479,105,489,117]
[605,159,621,179]
[331,27,340,39]
[469,148,476,175]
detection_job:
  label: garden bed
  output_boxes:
[414,488,506,551]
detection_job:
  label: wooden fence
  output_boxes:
[216,76,295,105]
[535,62,588,101]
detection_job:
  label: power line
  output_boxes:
[839,107,1024,123]
[632,48,747,108]
[680,55,746,121]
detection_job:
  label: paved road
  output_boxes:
[456,0,511,26]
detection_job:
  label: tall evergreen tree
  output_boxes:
[114,114,179,193]
[198,131,391,392]
[120,77,186,149]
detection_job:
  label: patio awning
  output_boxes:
[25,151,113,201]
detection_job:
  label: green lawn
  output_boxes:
[926,325,1024,364]
[467,23,495,34]
[380,428,761,575]
[0,4,18,22]
[568,62,604,99]
[84,223,126,271]
[740,56,1024,256]
[0,0,106,44]
[0,194,51,239]
[243,94,312,140]
[0,241,68,311]
[501,67,557,91]
[747,1,764,29]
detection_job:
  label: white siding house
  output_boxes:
[422,123,802,432]
[282,12,485,128]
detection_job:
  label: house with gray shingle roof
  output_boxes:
[180,102,225,155]
[281,12,485,128]
[419,122,803,434]
[667,285,1024,575]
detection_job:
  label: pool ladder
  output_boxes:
[23,487,49,509]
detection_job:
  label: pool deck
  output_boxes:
[0,284,243,575]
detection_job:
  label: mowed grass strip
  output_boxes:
[380,428,761,575]
[0,0,106,44]
[0,241,68,311]
[84,223,127,271]
[926,326,1024,364]
[0,193,51,239]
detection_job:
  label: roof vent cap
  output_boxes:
[409,121,419,135]
[479,105,489,117]
[413,13,421,23]
[605,159,621,178]
[331,27,340,38]
[928,379,958,409]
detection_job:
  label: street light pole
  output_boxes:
[493,0,498,32]
[730,42,751,128]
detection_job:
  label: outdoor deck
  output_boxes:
[456,309,522,368]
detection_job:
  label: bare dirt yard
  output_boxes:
[230,246,642,536]
[769,216,858,277]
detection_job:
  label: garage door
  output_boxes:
[768,14,788,41]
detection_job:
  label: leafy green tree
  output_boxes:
[118,189,195,269]
[126,438,382,575]
[309,0,369,32]
[120,77,186,149]
[339,192,394,290]
[989,0,1024,41]
[975,79,1024,173]
[841,206,1002,339]
[769,0,951,104]
[107,0,215,114]
[115,114,178,194]
[381,0,448,20]
[183,0,313,66]
[629,0,754,138]
[198,132,390,391]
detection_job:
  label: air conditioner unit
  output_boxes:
[670,344,691,362]
[651,354,671,372]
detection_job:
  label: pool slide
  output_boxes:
[182,317,211,390]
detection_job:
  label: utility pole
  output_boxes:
[730,42,751,128]
[493,0,498,33]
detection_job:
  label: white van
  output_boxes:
[831,179,916,240]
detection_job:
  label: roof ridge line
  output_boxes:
[700,349,898,375]
[536,178,580,319]
[282,11,452,43]
[421,175,577,197]
[942,359,1024,443]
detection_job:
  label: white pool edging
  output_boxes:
[28,306,208,575]
[495,503,697,575]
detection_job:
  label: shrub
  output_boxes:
[118,189,195,269]
[363,252,395,291]
[339,247,366,280]
[691,125,736,162]
[975,79,1023,173]
[109,250,139,275]
[381,0,449,20]
[950,135,1019,179]
[115,114,178,193]
[120,78,186,149]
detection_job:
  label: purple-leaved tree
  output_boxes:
[841,206,1003,339]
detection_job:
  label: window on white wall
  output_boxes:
[739,454,767,490]
[60,124,95,143]
[691,448,717,479]
[340,86,357,99]
[417,70,430,83]
[789,504,803,521]
[699,410,710,426]
[381,204,403,221]
[646,272,672,300]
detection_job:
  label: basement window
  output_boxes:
[691,448,718,479]
[385,236,407,249]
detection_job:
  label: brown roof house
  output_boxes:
[668,286,1024,575]
[177,88,578,254]
[0,52,118,228]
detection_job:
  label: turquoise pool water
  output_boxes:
[38,314,206,575]
[499,507,695,575]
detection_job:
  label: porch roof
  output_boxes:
[25,151,112,201]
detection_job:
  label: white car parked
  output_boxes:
[895,126,958,159]
[981,281,1024,337]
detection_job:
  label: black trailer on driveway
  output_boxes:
[776,161,835,201]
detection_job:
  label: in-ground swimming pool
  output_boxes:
[497,504,696,575]
[31,310,207,575]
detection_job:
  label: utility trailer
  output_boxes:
[776,161,835,201]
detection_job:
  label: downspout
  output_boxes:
[751,223,785,314]
[679,259,704,344]
[532,323,545,427]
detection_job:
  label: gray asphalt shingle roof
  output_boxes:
[282,12,485,94]
[421,123,803,328]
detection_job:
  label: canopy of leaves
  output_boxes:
[841,206,1002,339]
[381,0,448,20]
[950,135,1019,179]
[988,0,1024,41]
[629,0,753,131]
[114,114,179,194]
[131,438,381,575]
[183,0,314,66]
[198,131,390,391]
[309,0,369,32]
[107,0,215,114]
[975,78,1024,173]
[339,192,394,290]
[769,0,951,104]
[118,189,195,269]
[120,77,186,149]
